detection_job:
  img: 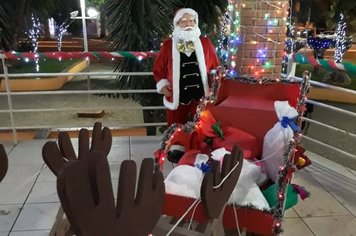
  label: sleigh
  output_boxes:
[155,71,311,235]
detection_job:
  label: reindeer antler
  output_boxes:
[201,146,244,219]
[42,122,112,176]
[0,144,8,183]
[57,152,165,236]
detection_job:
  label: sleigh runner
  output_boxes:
[154,70,312,235]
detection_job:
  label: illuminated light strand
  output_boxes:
[253,31,281,44]
[259,0,283,10]
[273,71,311,234]
[57,22,70,51]
[216,11,230,64]
[28,14,41,72]
[334,13,347,63]
[227,0,241,76]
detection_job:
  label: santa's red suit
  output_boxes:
[153,36,219,126]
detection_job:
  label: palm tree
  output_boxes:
[180,0,227,34]
[0,1,15,50]
[104,0,227,134]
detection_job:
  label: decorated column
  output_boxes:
[235,0,289,79]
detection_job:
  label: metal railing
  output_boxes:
[0,64,168,143]
[1,63,356,165]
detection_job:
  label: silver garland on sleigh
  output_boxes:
[272,71,311,234]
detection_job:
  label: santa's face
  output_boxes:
[178,13,196,31]
[173,13,201,42]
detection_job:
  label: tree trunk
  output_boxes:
[43,19,51,40]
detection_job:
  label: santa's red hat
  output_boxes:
[173,8,199,27]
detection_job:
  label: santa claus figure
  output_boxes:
[153,8,220,126]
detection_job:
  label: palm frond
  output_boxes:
[104,0,179,100]
[179,0,228,34]
[0,1,15,50]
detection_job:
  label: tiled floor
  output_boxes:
[1,137,356,235]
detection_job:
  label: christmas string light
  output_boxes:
[57,22,70,51]
[216,12,230,63]
[273,71,311,234]
[48,18,55,37]
[28,14,41,72]
[225,0,241,77]
[334,13,347,63]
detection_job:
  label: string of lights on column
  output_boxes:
[234,0,288,79]
[28,14,41,72]
[216,12,229,64]
[334,13,347,63]
[226,0,241,77]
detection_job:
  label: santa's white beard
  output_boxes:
[172,26,201,42]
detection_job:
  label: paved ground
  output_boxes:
[0,137,355,235]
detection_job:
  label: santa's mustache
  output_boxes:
[181,26,194,31]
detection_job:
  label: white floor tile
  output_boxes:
[109,162,123,179]
[0,181,35,204]
[0,204,22,232]
[107,147,130,162]
[27,181,59,204]
[309,170,356,191]
[293,188,350,217]
[8,140,49,166]
[303,215,356,236]
[292,170,324,191]
[284,208,299,218]
[0,141,15,155]
[281,218,314,236]
[36,166,56,182]
[9,230,50,236]
[1,165,42,184]
[130,136,161,160]
[304,151,351,173]
[13,203,60,231]
[329,188,356,217]
[112,137,130,148]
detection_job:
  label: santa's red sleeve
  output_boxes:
[205,38,220,72]
[153,40,170,94]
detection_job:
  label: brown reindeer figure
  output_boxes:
[43,122,112,176]
[42,122,112,236]
[57,151,165,236]
[0,144,8,183]
[154,146,243,236]
[201,145,244,220]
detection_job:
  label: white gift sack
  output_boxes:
[228,160,261,205]
[164,165,203,198]
[262,101,298,182]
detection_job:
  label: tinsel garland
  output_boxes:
[0,51,158,61]
[272,71,311,234]
[155,68,224,169]
[157,70,311,235]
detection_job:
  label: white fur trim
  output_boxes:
[170,145,186,152]
[193,39,209,95]
[156,79,170,94]
[173,8,199,27]
[164,37,208,110]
